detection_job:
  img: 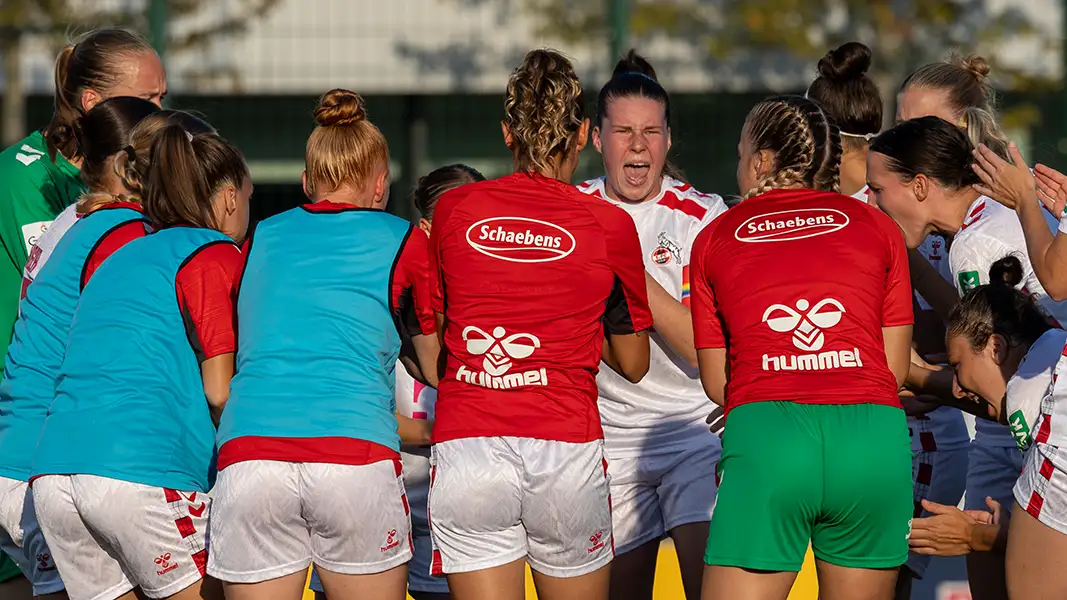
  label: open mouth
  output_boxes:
[623,162,651,187]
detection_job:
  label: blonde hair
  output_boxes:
[901,53,1012,161]
[304,89,389,197]
[113,110,216,208]
[742,96,842,199]
[504,49,586,174]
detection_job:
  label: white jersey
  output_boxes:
[1007,329,1067,451]
[851,186,870,202]
[951,196,1067,447]
[577,176,728,457]
[18,204,79,307]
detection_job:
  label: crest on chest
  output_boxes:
[650,231,682,266]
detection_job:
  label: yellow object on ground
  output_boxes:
[302,542,820,599]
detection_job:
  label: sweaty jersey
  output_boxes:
[1006,329,1067,451]
[951,195,1066,448]
[0,132,83,363]
[578,176,727,457]
[428,172,653,444]
[218,202,428,468]
[691,188,912,412]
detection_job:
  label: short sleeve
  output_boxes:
[81,220,148,289]
[690,224,727,349]
[391,228,436,337]
[880,217,914,327]
[428,188,463,315]
[176,242,243,362]
[602,208,653,335]
[681,207,726,307]
[949,234,1001,296]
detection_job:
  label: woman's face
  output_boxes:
[85,51,167,112]
[214,176,253,244]
[896,86,956,124]
[865,152,931,249]
[735,130,758,197]
[946,332,1006,421]
[593,96,670,203]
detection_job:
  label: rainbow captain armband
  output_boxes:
[681,265,691,306]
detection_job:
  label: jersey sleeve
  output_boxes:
[879,216,914,327]
[690,224,727,349]
[427,188,463,315]
[176,242,243,362]
[391,229,436,337]
[81,220,148,289]
[949,233,1011,296]
[602,208,653,335]
[681,205,726,307]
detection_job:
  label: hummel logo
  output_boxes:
[154,552,178,576]
[462,326,540,376]
[763,298,845,352]
[380,528,401,553]
[15,144,44,167]
[587,531,606,553]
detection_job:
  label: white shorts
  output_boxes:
[0,477,63,595]
[608,441,719,555]
[906,447,968,577]
[965,441,1026,512]
[208,459,412,584]
[310,449,448,594]
[32,475,208,600]
[428,437,613,578]
[1014,442,1067,534]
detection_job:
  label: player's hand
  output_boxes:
[963,496,1002,525]
[1035,163,1067,218]
[909,500,979,556]
[972,142,1035,212]
[706,406,725,437]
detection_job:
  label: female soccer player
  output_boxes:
[809,43,970,596]
[907,257,1067,600]
[308,164,483,600]
[31,125,250,600]
[576,49,726,600]
[209,89,433,600]
[692,95,914,600]
[0,96,162,599]
[869,114,1067,600]
[427,48,652,600]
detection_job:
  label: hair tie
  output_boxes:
[185,131,195,142]
[123,145,136,162]
[840,131,877,141]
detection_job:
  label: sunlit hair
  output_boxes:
[948,256,1052,351]
[504,49,586,174]
[901,54,1011,162]
[45,28,156,162]
[142,126,248,231]
[117,110,216,207]
[741,95,842,199]
[412,164,485,222]
[869,116,981,191]
[806,42,882,153]
[304,89,389,197]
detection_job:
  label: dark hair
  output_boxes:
[45,28,157,162]
[118,111,215,204]
[870,116,981,190]
[806,42,882,152]
[742,95,842,198]
[142,126,249,230]
[72,97,160,194]
[413,164,485,222]
[900,54,1011,161]
[948,255,1052,351]
[596,49,686,182]
[504,49,586,174]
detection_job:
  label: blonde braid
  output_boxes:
[742,96,842,199]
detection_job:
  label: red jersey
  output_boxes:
[428,172,653,443]
[691,188,912,412]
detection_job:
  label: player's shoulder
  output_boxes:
[0,132,58,184]
[1025,328,1067,368]
[659,177,729,222]
[576,177,610,200]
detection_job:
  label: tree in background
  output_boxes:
[0,0,281,145]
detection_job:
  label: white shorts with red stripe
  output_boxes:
[207,459,411,583]
[32,474,208,600]
[1014,442,1067,533]
[428,437,613,578]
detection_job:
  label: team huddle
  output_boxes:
[0,24,1066,600]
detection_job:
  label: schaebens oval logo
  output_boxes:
[466,217,576,263]
[734,208,849,243]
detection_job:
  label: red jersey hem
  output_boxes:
[431,425,604,445]
[218,436,399,470]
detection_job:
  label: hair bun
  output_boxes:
[816,42,872,83]
[611,48,658,81]
[989,255,1024,288]
[314,89,367,127]
[958,54,992,82]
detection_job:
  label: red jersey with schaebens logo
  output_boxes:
[428,172,653,444]
[691,188,912,413]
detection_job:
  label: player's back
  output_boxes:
[693,188,910,410]
[430,172,649,443]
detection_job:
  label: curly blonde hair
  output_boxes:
[504,49,586,174]
[742,95,842,199]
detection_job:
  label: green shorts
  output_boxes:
[705,401,912,571]
[0,552,21,583]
